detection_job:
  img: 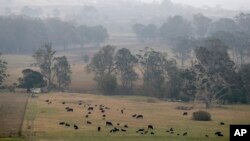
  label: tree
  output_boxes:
[193,38,236,108]
[132,23,158,42]
[193,13,212,38]
[235,12,250,35]
[0,52,8,86]
[87,45,117,94]
[208,18,238,35]
[53,56,72,91]
[137,48,172,98]
[238,64,250,103]
[170,37,195,68]
[159,15,192,42]
[33,43,56,90]
[115,48,138,94]
[18,69,46,91]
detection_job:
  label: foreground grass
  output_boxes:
[22,93,250,141]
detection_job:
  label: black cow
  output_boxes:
[151,131,155,135]
[132,114,137,118]
[136,115,143,119]
[148,125,154,130]
[59,122,65,125]
[87,121,92,124]
[183,132,187,136]
[124,125,128,128]
[183,112,188,116]
[88,107,94,111]
[97,126,101,132]
[85,115,89,118]
[136,128,144,133]
[65,123,70,127]
[74,124,79,130]
[67,108,73,112]
[106,121,113,126]
[121,129,127,132]
[220,122,225,125]
[121,109,124,114]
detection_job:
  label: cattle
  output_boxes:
[205,135,209,137]
[170,128,174,131]
[132,114,137,118]
[67,108,73,112]
[59,122,65,125]
[215,131,223,137]
[144,131,148,134]
[105,107,110,110]
[88,107,94,111]
[121,109,124,114]
[102,114,106,118]
[45,100,49,102]
[78,103,82,105]
[87,121,92,124]
[177,134,180,136]
[106,121,113,126]
[136,128,144,133]
[183,112,188,116]
[183,132,187,136]
[74,125,79,130]
[166,130,170,133]
[97,126,101,132]
[117,123,120,126]
[150,131,155,135]
[62,102,65,104]
[88,112,91,114]
[136,115,143,119]
[148,125,154,130]
[121,129,127,132]
[85,115,89,118]
[124,125,128,128]
[65,123,70,127]
[110,127,119,133]
[220,122,225,125]
[101,110,105,113]
[170,131,174,134]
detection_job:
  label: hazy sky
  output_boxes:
[161,0,250,10]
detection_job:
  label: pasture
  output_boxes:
[18,93,250,141]
[0,93,28,138]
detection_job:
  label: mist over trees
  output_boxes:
[0,16,109,54]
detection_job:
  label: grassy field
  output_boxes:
[17,92,250,141]
[0,93,28,138]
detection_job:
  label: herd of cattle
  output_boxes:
[44,99,225,138]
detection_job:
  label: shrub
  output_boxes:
[192,110,212,121]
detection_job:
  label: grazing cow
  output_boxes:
[220,122,225,125]
[121,129,127,132]
[102,114,106,118]
[65,123,70,127]
[62,102,65,104]
[117,123,120,126]
[124,125,128,128]
[99,107,104,111]
[148,125,154,130]
[88,107,94,111]
[67,108,73,112]
[170,128,174,131]
[121,109,124,114]
[88,112,91,114]
[105,107,110,110]
[205,135,209,137]
[74,125,79,130]
[166,130,170,133]
[170,131,174,134]
[136,115,143,119]
[183,132,187,136]
[97,126,101,132]
[87,121,92,124]
[110,127,119,133]
[183,112,188,116]
[85,115,89,118]
[132,114,137,118]
[101,110,105,113]
[151,131,155,135]
[59,122,65,125]
[45,100,49,102]
[95,105,97,107]
[177,134,180,136]
[215,131,223,137]
[106,121,113,126]
[144,131,148,134]
[136,128,144,133]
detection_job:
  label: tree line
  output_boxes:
[133,13,250,67]
[87,40,250,108]
[0,15,109,54]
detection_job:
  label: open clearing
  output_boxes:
[17,92,250,141]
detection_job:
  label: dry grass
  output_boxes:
[0,93,29,138]
[21,92,250,141]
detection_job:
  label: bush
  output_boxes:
[192,110,212,121]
